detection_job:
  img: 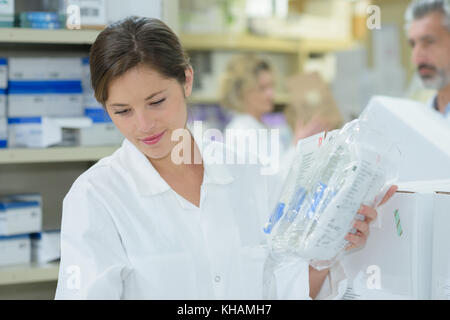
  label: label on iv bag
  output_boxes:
[298,152,385,261]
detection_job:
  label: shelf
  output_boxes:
[299,38,357,53]
[0,146,119,164]
[189,93,289,105]
[181,33,300,54]
[0,261,59,286]
[0,27,101,44]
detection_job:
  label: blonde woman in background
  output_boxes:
[220,54,328,181]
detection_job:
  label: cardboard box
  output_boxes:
[0,234,31,267]
[360,96,450,181]
[31,230,61,263]
[341,180,450,300]
[285,72,343,132]
[0,196,42,236]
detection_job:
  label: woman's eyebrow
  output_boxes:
[145,89,166,101]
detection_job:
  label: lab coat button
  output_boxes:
[214,275,221,283]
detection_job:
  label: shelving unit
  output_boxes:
[0,27,100,44]
[0,262,59,286]
[0,146,119,164]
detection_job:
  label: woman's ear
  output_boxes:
[184,66,194,98]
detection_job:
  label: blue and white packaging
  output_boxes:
[0,234,31,267]
[0,58,7,89]
[0,196,42,236]
[0,89,6,117]
[0,117,6,148]
[8,80,83,118]
[8,57,82,81]
[79,108,122,146]
[31,230,61,263]
[7,116,92,148]
[82,57,103,109]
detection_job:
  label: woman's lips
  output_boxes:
[141,130,166,145]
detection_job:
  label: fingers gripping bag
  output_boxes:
[264,119,399,270]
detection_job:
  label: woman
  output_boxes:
[55,17,396,300]
[220,54,330,181]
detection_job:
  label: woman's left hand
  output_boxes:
[345,185,398,250]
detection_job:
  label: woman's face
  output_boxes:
[243,70,275,118]
[105,63,193,161]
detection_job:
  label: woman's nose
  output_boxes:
[136,110,156,132]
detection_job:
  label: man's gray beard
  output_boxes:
[421,68,450,90]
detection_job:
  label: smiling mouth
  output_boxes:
[141,130,167,145]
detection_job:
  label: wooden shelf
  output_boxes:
[299,38,357,53]
[0,146,119,164]
[189,93,289,105]
[181,33,301,54]
[0,27,101,44]
[0,262,59,286]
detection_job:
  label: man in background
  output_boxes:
[405,0,450,120]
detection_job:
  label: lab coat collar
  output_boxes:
[117,135,234,197]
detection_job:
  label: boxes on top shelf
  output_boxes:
[0,0,14,28]
[16,12,66,29]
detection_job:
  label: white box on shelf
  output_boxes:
[78,122,123,146]
[8,58,82,81]
[107,0,162,24]
[7,116,92,148]
[31,230,61,263]
[7,93,83,118]
[0,117,6,148]
[0,58,7,89]
[341,180,450,300]
[0,196,42,236]
[0,0,14,15]
[0,234,31,267]
[66,0,107,26]
[0,89,6,117]
[360,96,450,181]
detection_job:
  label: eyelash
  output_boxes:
[114,98,166,115]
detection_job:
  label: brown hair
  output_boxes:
[219,54,272,112]
[90,16,191,106]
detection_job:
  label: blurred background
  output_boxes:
[0,0,435,299]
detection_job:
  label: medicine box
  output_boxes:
[0,89,6,117]
[7,116,92,148]
[8,57,82,81]
[0,117,6,148]
[31,230,61,263]
[360,96,450,181]
[8,80,83,118]
[0,234,31,267]
[0,196,42,236]
[341,180,450,300]
[0,58,7,89]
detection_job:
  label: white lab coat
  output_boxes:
[225,113,296,183]
[55,136,346,300]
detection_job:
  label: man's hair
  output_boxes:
[405,0,450,32]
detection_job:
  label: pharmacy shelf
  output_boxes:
[0,146,119,164]
[180,33,301,54]
[299,38,357,53]
[0,27,101,44]
[0,262,59,286]
[189,93,289,105]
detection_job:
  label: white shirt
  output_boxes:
[428,94,450,121]
[55,137,346,300]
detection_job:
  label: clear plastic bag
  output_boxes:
[264,119,399,270]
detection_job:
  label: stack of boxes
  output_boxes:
[0,194,42,267]
[80,56,123,146]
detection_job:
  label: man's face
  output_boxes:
[408,11,450,89]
